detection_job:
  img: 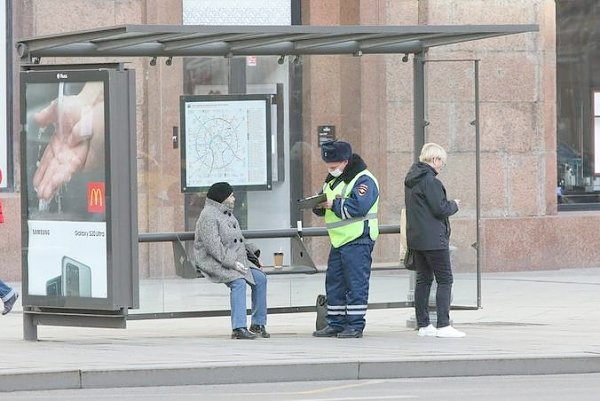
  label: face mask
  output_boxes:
[328,168,343,178]
[223,199,235,209]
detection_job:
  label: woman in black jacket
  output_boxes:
[404,143,465,338]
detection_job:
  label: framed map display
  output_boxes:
[180,94,272,192]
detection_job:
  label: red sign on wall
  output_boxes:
[87,182,105,213]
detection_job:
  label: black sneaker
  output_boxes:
[312,325,343,337]
[337,328,363,338]
[231,327,257,339]
[249,324,271,338]
[2,292,18,316]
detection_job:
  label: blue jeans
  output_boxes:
[414,249,453,329]
[0,279,15,302]
[226,268,267,330]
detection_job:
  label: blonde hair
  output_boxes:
[419,142,447,164]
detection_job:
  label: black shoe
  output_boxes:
[231,327,257,339]
[2,292,18,315]
[312,325,343,337]
[249,324,271,338]
[337,328,363,338]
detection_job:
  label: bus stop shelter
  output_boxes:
[16,23,538,340]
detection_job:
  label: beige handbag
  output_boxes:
[400,208,408,260]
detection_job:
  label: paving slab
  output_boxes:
[0,268,599,392]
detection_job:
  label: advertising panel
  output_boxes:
[180,94,272,191]
[21,70,110,306]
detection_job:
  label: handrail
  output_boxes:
[138,224,400,243]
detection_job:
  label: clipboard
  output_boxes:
[297,193,327,209]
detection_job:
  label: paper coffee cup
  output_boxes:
[273,252,284,268]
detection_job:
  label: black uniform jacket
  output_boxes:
[404,162,458,251]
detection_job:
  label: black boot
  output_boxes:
[231,327,257,339]
[337,328,363,338]
[312,325,343,337]
[250,324,271,338]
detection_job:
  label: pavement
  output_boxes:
[1,267,600,392]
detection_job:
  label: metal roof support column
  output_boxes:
[413,51,426,161]
[406,51,428,328]
[474,59,482,308]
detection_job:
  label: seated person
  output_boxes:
[193,182,269,340]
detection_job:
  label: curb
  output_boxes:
[2,355,600,392]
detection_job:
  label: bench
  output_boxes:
[172,236,318,279]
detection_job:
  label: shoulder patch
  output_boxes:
[357,183,368,196]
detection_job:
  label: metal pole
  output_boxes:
[406,51,427,328]
[413,51,427,156]
[474,59,482,308]
[23,309,38,341]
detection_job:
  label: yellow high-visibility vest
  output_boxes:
[324,170,379,248]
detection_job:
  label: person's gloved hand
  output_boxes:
[246,249,261,268]
[234,261,248,273]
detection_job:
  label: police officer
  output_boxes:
[312,140,379,338]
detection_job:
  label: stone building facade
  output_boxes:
[2,0,597,285]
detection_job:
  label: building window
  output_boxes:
[556,0,600,209]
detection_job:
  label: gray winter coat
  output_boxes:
[193,198,259,284]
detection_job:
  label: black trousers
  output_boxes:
[413,249,453,328]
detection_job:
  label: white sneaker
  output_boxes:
[436,325,466,338]
[417,324,437,337]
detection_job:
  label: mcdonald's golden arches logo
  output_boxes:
[87,182,105,213]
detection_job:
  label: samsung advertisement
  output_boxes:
[20,67,138,310]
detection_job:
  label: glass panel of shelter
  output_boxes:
[423,59,479,309]
[133,53,482,315]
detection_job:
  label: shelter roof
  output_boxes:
[16,24,538,59]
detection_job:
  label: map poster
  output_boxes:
[180,94,272,191]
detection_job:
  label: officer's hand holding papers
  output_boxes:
[297,192,327,209]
